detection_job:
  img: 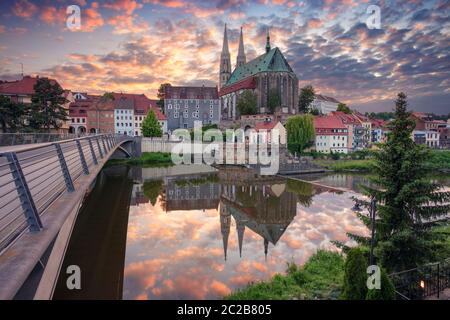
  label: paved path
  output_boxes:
[426,288,450,300]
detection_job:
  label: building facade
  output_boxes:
[311,94,340,114]
[219,26,298,120]
[0,75,72,133]
[314,115,349,154]
[331,111,368,151]
[163,85,220,132]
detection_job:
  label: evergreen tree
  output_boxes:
[286,114,315,155]
[298,85,315,113]
[341,247,368,300]
[29,78,68,132]
[366,268,396,300]
[156,83,170,111]
[142,109,162,137]
[237,90,257,115]
[337,103,352,114]
[267,88,281,114]
[0,95,28,132]
[345,92,450,272]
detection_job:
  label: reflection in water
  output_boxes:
[122,166,368,300]
[52,165,450,300]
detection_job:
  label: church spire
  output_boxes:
[236,219,245,258]
[265,27,271,53]
[222,23,230,55]
[264,239,269,261]
[220,204,231,261]
[236,26,246,68]
[219,24,231,88]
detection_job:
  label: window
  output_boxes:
[184,123,187,129]
[174,112,179,118]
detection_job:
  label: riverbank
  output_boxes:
[225,250,345,300]
[313,150,450,173]
[107,152,173,167]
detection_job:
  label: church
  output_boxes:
[219,25,299,121]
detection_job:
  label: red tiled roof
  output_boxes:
[331,111,362,125]
[219,77,256,96]
[314,94,341,104]
[151,107,166,121]
[314,115,346,129]
[371,118,386,128]
[165,85,219,99]
[254,121,280,131]
[0,76,60,95]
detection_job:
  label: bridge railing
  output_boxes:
[0,133,96,147]
[0,134,119,253]
[390,258,450,300]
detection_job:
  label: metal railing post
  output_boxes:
[76,140,89,175]
[96,137,104,159]
[54,143,75,192]
[107,135,112,150]
[101,136,108,154]
[88,138,98,165]
[4,152,43,232]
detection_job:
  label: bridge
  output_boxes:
[0,134,135,299]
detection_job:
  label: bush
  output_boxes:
[365,268,396,300]
[341,247,368,300]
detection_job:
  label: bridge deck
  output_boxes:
[0,134,133,299]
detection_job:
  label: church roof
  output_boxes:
[224,47,294,87]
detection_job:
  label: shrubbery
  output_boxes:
[341,247,368,300]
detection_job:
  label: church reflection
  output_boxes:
[129,166,332,260]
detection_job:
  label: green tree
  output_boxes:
[366,268,396,300]
[286,114,315,155]
[29,78,68,132]
[337,103,352,114]
[298,85,315,113]
[347,93,450,272]
[0,95,28,132]
[143,180,163,206]
[142,109,162,137]
[267,88,281,114]
[156,83,170,111]
[237,90,257,115]
[341,247,368,300]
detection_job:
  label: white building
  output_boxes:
[115,106,134,136]
[311,94,341,114]
[425,131,440,148]
[314,115,349,154]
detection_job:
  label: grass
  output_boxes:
[314,159,375,172]
[428,150,450,171]
[225,250,345,300]
[313,150,450,173]
[107,152,173,167]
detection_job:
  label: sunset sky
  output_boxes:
[0,0,448,114]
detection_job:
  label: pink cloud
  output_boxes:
[103,0,143,15]
[12,0,38,19]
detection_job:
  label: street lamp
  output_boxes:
[369,197,377,266]
[351,196,377,265]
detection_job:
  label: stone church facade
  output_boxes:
[219,25,299,121]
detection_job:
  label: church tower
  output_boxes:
[265,28,271,53]
[219,24,231,89]
[236,26,246,68]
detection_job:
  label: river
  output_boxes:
[52,165,450,300]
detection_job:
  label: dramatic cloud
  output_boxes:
[0,0,448,113]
